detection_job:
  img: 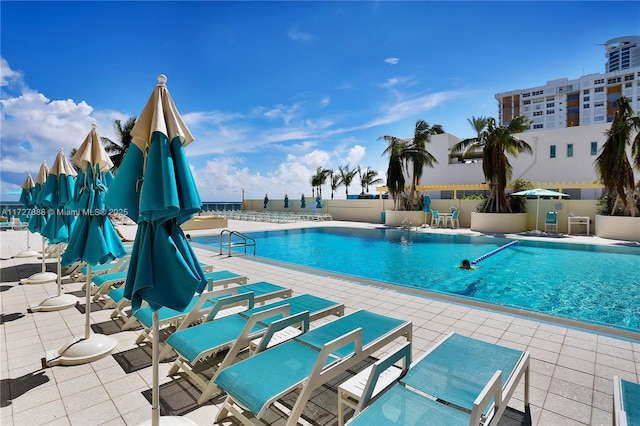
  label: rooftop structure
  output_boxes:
[496,36,640,132]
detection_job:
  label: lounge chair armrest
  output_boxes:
[204,291,255,322]
[255,311,310,354]
[470,369,502,426]
[355,342,412,414]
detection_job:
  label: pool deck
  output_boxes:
[1,220,639,425]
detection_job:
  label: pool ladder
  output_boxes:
[219,229,256,257]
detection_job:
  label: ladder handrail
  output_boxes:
[219,229,256,257]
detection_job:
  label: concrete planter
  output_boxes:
[470,212,527,233]
[595,215,640,242]
[384,210,428,227]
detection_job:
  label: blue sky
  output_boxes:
[1,1,638,202]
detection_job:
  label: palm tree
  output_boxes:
[310,167,331,198]
[451,116,532,213]
[337,165,357,199]
[594,96,640,217]
[381,136,409,210]
[101,117,136,170]
[405,120,440,209]
[330,172,341,200]
[358,167,382,194]
[379,120,441,210]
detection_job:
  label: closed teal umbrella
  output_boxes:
[105,75,205,426]
[23,161,57,284]
[48,124,128,366]
[15,173,39,258]
[31,149,78,311]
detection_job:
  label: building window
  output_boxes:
[550,145,556,158]
[533,111,543,116]
[594,101,604,107]
[594,115,605,122]
[595,87,604,93]
[546,102,555,108]
[523,100,531,105]
[591,142,597,155]
[583,89,590,95]
[567,144,573,157]
[546,110,554,114]
[594,78,605,84]
[583,96,590,101]
[532,90,544,96]
[583,104,590,108]
[533,124,544,129]
[522,93,530,98]
[624,74,635,81]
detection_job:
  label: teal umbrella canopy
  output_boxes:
[284,194,289,208]
[19,173,35,222]
[105,74,206,313]
[422,194,431,212]
[512,188,569,233]
[39,149,77,244]
[28,161,50,234]
[62,124,127,267]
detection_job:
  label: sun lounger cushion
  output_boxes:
[214,310,409,417]
[403,333,523,411]
[620,378,640,425]
[166,294,340,364]
[93,271,128,287]
[349,383,470,425]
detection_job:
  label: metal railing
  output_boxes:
[219,229,256,257]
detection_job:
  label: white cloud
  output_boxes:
[288,26,313,42]
[346,145,366,166]
[0,57,23,88]
[384,57,399,65]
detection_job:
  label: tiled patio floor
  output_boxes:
[1,221,638,425]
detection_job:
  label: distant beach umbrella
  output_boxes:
[14,173,39,258]
[284,194,289,208]
[301,194,306,209]
[512,188,569,233]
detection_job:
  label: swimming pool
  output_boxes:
[196,227,640,332]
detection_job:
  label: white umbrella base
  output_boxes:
[21,271,58,284]
[139,417,198,425]
[30,294,78,312]
[14,249,40,258]
[45,334,118,367]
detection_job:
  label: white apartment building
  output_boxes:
[416,36,640,200]
[496,36,640,132]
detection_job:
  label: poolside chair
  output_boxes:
[544,211,558,233]
[431,210,443,228]
[613,376,640,426]
[448,209,460,228]
[111,269,249,326]
[127,281,291,347]
[348,332,530,426]
[166,293,346,405]
[214,309,413,425]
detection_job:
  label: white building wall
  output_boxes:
[419,123,640,199]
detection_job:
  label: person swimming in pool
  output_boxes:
[459,259,475,270]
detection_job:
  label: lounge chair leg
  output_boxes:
[168,362,180,376]
[215,400,230,422]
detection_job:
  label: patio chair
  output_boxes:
[448,209,460,228]
[348,332,530,426]
[214,309,413,425]
[105,269,247,320]
[11,217,28,230]
[613,376,640,426]
[128,281,291,347]
[544,211,558,233]
[166,293,346,405]
[431,210,443,228]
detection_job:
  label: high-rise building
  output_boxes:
[496,36,640,132]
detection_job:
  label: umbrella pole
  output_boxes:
[85,264,92,340]
[41,237,47,273]
[56,245,62,297]
[535,197,540,232]
[152,311,160,426]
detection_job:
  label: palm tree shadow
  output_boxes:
[0,370,50,407]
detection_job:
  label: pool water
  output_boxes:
[196,227,640,332]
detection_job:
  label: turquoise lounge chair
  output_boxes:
[127,281,291,347]
[348,332,530,426]
[166,293,346,405]
[107,269,247,325]
[214,309,413,425]
[614,376,640,426]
